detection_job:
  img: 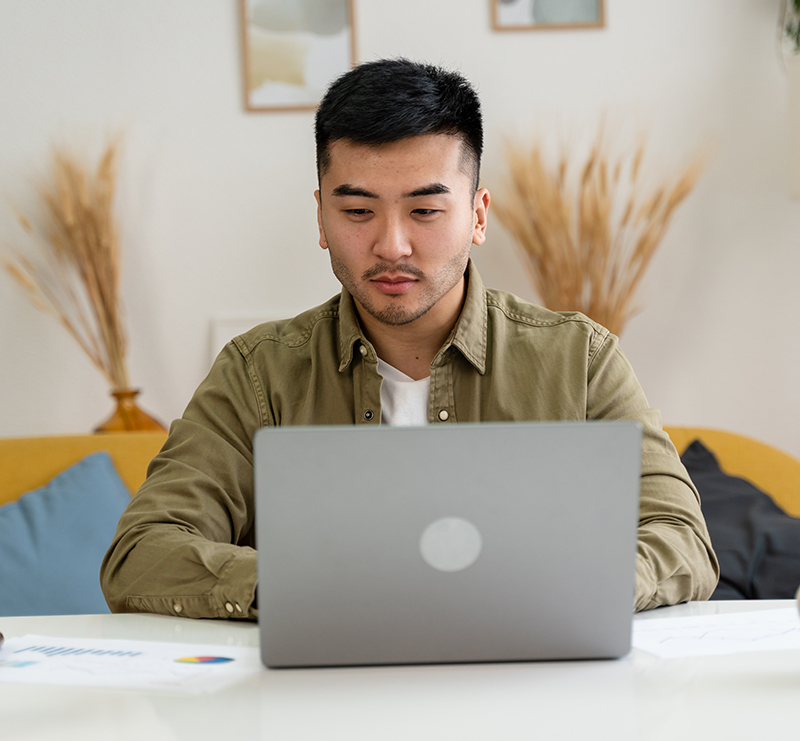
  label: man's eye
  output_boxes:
[413,209,438,216]
[346,209,371,216]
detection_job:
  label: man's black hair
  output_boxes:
[315,59,483,190]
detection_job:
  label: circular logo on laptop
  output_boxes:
[419,517,482,572]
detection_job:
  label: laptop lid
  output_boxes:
[255,421,641,668]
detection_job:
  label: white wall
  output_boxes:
[2,0,799,459]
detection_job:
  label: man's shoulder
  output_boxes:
[484,286,611,338]
[231,293,342,356]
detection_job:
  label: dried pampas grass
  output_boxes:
[3,139,131,391]
[493,129,706,336]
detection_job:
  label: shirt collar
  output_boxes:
[435,258,487,374]
[337,287,369,372]
[337,258,488,374]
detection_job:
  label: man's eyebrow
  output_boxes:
[330,182,452,199]
[331,184,378,198]
[404,183,451,198]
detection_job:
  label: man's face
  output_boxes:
[315,134,489,329]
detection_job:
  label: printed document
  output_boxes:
[0,634,262,693]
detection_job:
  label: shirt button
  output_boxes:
[359,345,368,356]
[438,410,449,421]
[225,602,234,614]
[173,604,183,614]
[235,603,243,613]
[364,410,374,421]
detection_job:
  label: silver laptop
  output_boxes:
[254,421,641,668]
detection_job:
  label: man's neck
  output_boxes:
[363,323,445,380]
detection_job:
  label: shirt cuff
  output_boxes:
[125,548,258,620]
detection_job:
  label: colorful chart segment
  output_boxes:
[174,656,234,664]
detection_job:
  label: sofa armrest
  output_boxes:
[0,432,168,506]
[665,426,800,517]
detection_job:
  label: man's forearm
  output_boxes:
[101,526,258,619]
[634,469,719,611]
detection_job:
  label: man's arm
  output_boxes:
[100,341,264,619]
[586,330,720,611]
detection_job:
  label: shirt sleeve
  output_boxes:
[100,341,265,620]
[585,329,720,611]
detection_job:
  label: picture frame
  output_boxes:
[491,0,605,31]
[239,0,356,112]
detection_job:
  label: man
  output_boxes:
[101,59,718,619]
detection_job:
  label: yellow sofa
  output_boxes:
[1,428,798,516]
[0,432,168,507]
[663,427,800,517]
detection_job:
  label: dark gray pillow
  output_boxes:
[681,440,800,600]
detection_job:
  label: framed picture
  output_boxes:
[491,0,605,31]
[240,0,356,111]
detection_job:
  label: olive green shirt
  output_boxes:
[101,261,718,619]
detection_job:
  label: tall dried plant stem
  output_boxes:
[493,131,705,336]
[3,139,131,391]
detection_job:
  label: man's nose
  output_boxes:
[372,216,413,261]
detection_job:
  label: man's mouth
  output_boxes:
[371,275,418,295]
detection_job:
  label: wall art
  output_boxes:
[240,0,356,111]
[492,0,604,31]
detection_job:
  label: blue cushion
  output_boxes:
[0,451,130,617]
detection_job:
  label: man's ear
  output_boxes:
[471,188,490,246]
[315,190,328,250]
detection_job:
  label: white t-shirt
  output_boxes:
[377,358,430,426]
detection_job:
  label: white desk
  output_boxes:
[2,600,798,741]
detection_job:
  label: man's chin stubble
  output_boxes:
[361,298,434,327]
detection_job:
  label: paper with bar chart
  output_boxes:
[0,635,261,693]
[632,607,800,658]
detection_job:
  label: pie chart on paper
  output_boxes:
[174,656,235,664]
